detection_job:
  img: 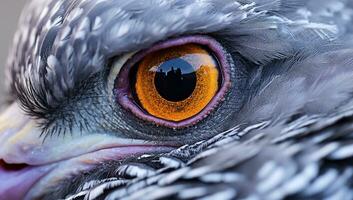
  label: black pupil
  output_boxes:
[154,58,197,102]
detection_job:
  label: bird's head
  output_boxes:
[1,0,353,199]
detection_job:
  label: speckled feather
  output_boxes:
[64,101,353,200]
[6,0,339,119]
[5,0,353,199]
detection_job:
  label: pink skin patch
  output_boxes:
[0,161,54,200]
[0,145,174,200]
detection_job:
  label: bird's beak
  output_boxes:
[0,103,175,200]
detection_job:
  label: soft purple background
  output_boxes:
[0,1,26,105]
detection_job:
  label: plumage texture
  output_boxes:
[5,0,353,199]
[6,0,338,119]
[64,105,353,199]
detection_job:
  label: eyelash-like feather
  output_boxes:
[37,73,106,139]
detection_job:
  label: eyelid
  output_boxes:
[107,53,135,98]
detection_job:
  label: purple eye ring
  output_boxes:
[113,35,231,128]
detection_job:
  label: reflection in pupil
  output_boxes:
[154,58,197,102]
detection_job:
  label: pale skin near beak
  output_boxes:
[0,103,174,199]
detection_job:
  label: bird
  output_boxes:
[1,0,353,199]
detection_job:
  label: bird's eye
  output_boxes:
[114,36,231,128]
[134,44,219,121]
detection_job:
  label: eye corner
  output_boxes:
[112,35,232,129]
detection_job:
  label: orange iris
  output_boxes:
[134,44,220,122]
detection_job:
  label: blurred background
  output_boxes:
[0,1,26,104]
